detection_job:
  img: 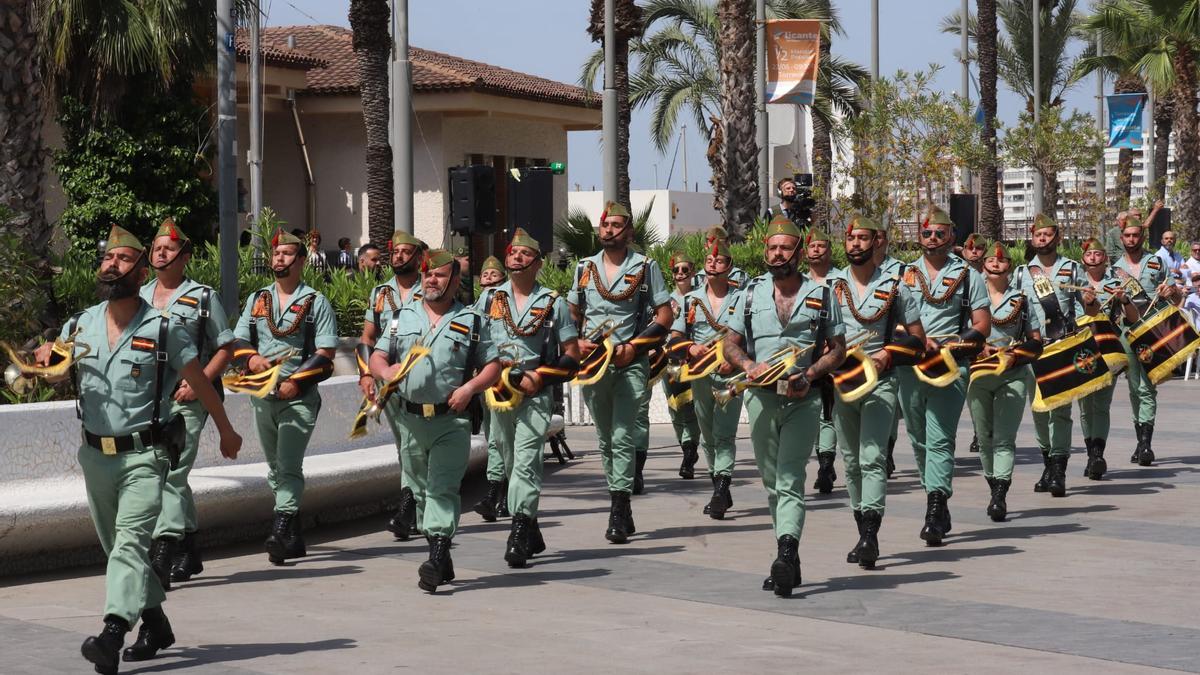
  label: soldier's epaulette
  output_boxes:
[1009,297,1022,308]
[131,337,157,352]
[623,273,639,285]
[728,279,741,288]
[903,268,917,286]
[176,295,199,307]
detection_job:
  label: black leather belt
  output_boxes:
[84,428,158,455]
[397,398,456,418]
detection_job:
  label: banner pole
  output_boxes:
[756,0,768,217]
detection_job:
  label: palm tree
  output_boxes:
[715,0,757,230]
[977,0,1001,240]
[0,2,49,270]
[349,0,394,247]
[1082,1,1200,235]
[553,198,663,260]
[587,0,645,209]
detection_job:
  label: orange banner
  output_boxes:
[766,19,820,105]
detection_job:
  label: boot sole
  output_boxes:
[605,530,629,544]
[417,561,444,592]
[920,528,944,546]
[859,559,877,570]
[122,635,175,662]
[504,550,529,568]
[1050,487,1066,498]
[708,509,726,520]
[81,642,119,675]
[770,560,796,597]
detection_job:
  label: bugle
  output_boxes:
[676,327,730,383]
[713,343,813,407]
[484,343,526,412]
[350,343,432,439]
[3,327,91,393]
[221,347,299,398]
[830,330,879,403]
[572,320,618,386]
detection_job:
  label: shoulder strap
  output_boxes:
[249,290,267,347]
[67,311,84,420]
[634,261,651,333]
[463,312,481,386]
[540,291,561,364]
[883,275,903,346]
[684,296,695,341]
[958,268,971,333]
[152,316,170,429]
[573,261,588,331]
[743,278,759,359]
[813,285,829,367]
[196,287,211,363]
[303,296,316,360]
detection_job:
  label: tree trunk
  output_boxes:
[716,0,759,236]
[1152,90,1173,201]
[811,33,833,232]
[615,37,632,208]
[707,115,726,215]
[1112,74,1140,208]
[1042,171,1059,220]
[350,0,394,247]
[0,2,48,256]
[976,0,1001,240]
[1170,43,1200,241]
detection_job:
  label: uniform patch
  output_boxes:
[1056,268,1073,277]
[251,294,269,318]
[729,279,741,289]
[941,277,957,288]
[176,295,199,307]
[623,273,639,286]
[873,289,892,301]
[1010,297,1022,308]
[448,321,471,336]
[1147,258,1162,270]
[131,337,156,352]
[804,297,824,310]
[903,268,918,287]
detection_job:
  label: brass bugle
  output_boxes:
[713,342,814,407]
[484,343,526,411]
[2,326,91,391]
[572,320,619,386]
[675,327,729,383]
[364,343,431,420]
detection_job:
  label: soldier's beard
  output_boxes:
[1032,243,1057,256]
[846,248,872,266]
[767,259,797,279]
[392,257,418,276]
[96,271,139,301]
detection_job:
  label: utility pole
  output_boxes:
[216,0,238,313]
[960,0,970,192]
[392,0,413,234]
[1032,0,1043,215]
[602,0,617,205]
[681,125,689,192]
[1146,89,1156,199]
[1095,32,1105,206]
[871,0,879,79]
[248,1,263,261]
[756,0,768,214]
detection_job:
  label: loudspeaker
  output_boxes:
[507,166,554,254]
[949,193,977,242]
[1149,207,1171,248]
[449,165,496,235]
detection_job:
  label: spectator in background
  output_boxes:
[306,229,328,275]
[1105,200,1163,261]
[1185,274,1200,318]
[1183,242,1200,279]
[1156,230,1183,274]
[357,243,382,277]
[336,237,355,271]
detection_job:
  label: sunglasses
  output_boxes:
[673,265,692,274]
[921,229,948,240]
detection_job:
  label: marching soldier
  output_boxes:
[370,249,501,591]
[568,201,673,543]
[722,215,847,596]
[140,219,236,587]
[230,229,339,564]
[478,230,579,566]
[803,229,840,494]
[474,254,512,521]
[875,226,906,478]
[832,215,925,569]
[38,225,241,674]
[359,232,425,539]
[661,251,702,479]
[1015,213,1088,496]
[960,233,987,273]
[1112,217,1181,465]
[897,207,990,546]
[692,225,750,289]
[967,242,1041,521]
[672,239,743,518]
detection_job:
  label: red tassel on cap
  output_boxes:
[167,221,179,240]
[271,229,281,248]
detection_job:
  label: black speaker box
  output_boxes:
[507,167,554,255]
[949,193,977,242]
[449,165,496,235]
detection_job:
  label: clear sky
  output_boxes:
[265,0,1099,194]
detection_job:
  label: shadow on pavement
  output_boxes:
[880,544,1025,570]
[126,638,357,673]
[797,570,960,597]
[171,563,365,590]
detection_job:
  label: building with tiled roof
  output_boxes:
[220,26,600,250]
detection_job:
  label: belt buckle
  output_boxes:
[100,436,117,456]
[422,403,435,418]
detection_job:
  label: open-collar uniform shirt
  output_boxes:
[64,299,197,437]
[139,277,235,366]
[567,250,670,343]
[672,282,742,345]
[831,266,919,354]
[693,265,750,291]
[986,282,1042,343]
[365,275,424,334]
[374,301,497,404]
[1015,254,1087,332]
[1079,268,1127,323]
[477,280,577,371]
[1112,250,1167,303]
[902,256,989,338]
[726,273,846,364]
[233,282,339,380]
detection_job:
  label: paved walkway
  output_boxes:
[2,382,1199,673]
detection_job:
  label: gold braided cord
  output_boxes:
[374,286,398,313]
[906,267,967,305]
[581,261,644,302]
[833,279,896,325]
[991,295,1025,327]
[491,291,555,337]
[253,293,315,338]
[687,297,723,330]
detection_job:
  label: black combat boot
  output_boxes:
[1138,422,1155,466]
[1034,451,1052,492]
[703,474,717,514]
[169,532,203,583]
[941,493,952,534]
[846,510,864,564]
[679,441,699,479]
[149,537,176,592]
[988,478,1010,522]
[495,480,511,518]
[885,437,897,478]
[121,605,175,662]
[1087,438,1108,480]
[387,487,418,540]
[1130,422,1144,463]
[920,490,947,546]
[473,481,502,522]
[985,476,997,516]
[418,535,454,592]
[1083,438,1095,477]
[605,491,631,544]
[81,615,129,675]
[969,434,980,453]
[858,510,882,570]
[1048,455,1068,497]
[504,514,533,568]
[528,518,546,556]
[264,512,304,564]
[769,535,801,597]
[813,451,836,494]
[707,474,733,520]
[633,451,648,495]
[623,491,637,535]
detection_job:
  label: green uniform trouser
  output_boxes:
[1078,379,1117,439]
[251,388,321,514]
[491,391,553,517]
[834,374,897,514]
[153,399,206,540]
[897,366,968,497]
[744,389,820,540]
[78,440,170,624]
[1123,342,1157,423]
[483,406,511,483]
[890,404,901,441]
[691,374,741,477]
[384,398,415,498]
[662,379,700,447]
[583,357,648,494]
[399,410,472,537]
[1031,380,1074,458]
[815,383,837,453]
[967,368,1028,481]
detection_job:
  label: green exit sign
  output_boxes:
[549,162,565,175]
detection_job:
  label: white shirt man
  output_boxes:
[1156,230,1183,274]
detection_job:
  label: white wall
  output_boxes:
[568,189,722,241]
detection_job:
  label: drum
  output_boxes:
[968,339,1043,385]
[1075,314,1127,375]
[1123,304,1200,385]
[1031,328,1113,412]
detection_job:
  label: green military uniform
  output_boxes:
[692,265,750,291]
[1077,262,1124,477]
[1111,248,1166,457]
[478,256,508,483]
[897,219,988,543]
[806,239,840,485]
[67,228,198,633]
[967,258,1040,520]
[879,254,907,476]
[233,280,339,517]
[662,288,701,448]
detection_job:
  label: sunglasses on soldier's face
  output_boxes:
[921,229,947,240]
[673,265,692,275]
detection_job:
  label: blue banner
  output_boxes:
[1107,93,1146,149]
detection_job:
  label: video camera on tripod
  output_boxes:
[791,173,815,228]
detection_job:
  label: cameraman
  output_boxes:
[764,176,813,229]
